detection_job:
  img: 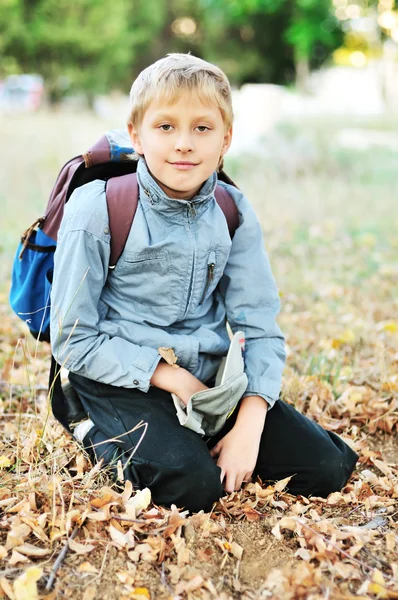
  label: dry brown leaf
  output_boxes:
[5,524,31,550]
[8,550,29,566]
[228,541,243,560]
[175,575,204,594]
[158,347,179,367]
[90,493,118,509]
[14,543,51,557]
[271,523,281,540]
[274,475,293,492]
[78,562,99,574]
[82,586,97,600]
[294,548,311,561]
[279,517,298,531]
[108,524,135,549]
[0,576,15,600]
[327,492,345,505]
[386,532,396,552]
[68,538,96,555]
[242,506,261,521]
[0,545,7,559]
[163,510,186,538]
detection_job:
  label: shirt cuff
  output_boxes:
[244,375,282,409]
[131,347,162,392]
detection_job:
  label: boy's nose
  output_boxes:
[174,133,194,153]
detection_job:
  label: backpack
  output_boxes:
[9,129,239,344]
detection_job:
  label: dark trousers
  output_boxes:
[69,373,358,513]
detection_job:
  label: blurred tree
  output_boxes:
[0,0,344,98]
[201,0,343,88]
[0,0,132,103]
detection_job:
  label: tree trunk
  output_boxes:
[295,55,310,93]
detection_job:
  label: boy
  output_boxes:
[50,54,358,513]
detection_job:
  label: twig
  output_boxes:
[45,525,79,591]
[0,413,39,419]
[156,562,174,594]
[110,513,163,525]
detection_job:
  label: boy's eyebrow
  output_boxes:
[151,112,217,122]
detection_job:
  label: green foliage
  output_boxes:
[0,0,343,97]
[0,0,132,97]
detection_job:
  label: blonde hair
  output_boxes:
[127,53,233,131]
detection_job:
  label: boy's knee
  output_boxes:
[312,447,358,497]
[153,456,224,513]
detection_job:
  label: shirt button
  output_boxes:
[133,380,139,386]
[104,227,109,234]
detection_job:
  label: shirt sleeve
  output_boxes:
[50,181,161,392]
[217,184,286,408]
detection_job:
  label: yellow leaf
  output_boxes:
[13,566,43,600]
[0,457,11,470]
[129,588,150,599]
[368,569,388,599]
[331,329,356,348]
[382,320,398,333]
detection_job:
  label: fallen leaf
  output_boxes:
[68,538,96,555]
[0,576,15,600]
[78,562,99,574]
[129,588,150,599]
[0,456,12,469]
[228,541,243,560]
[126,488,151,515]
[14,544,51,557]
[158,347,179,367]
[274,475,293,493]
[176,575,204,594]
[9,550,29,566]
[82,587,97,600]
[368,569,388,599]
[13,566,43,600]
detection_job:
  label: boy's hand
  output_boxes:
[150,362,207,405]
[209,425,261,493]
[210,395,267,493]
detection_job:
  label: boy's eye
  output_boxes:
[196,126,210,132]
[159,124,173,131]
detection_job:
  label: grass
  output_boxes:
[0,108,397,599]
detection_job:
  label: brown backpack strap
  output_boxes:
[106,173,139,268]
[214,184,240,239]
[106,176,239,269]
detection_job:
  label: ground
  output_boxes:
[0,110,397,599]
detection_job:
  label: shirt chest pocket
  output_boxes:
[199,247,230,306]
[117,250,176,308]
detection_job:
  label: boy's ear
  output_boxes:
[221,126,233,156]
[128,122,144,155]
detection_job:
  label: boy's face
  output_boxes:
[128,92,232,200]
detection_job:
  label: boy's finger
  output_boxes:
[219,467,225,484]
[209,443,220,457]
[224,472,236,494]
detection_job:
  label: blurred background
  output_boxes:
[1,0,397,387]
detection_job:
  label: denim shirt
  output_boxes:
[50,158,286,407]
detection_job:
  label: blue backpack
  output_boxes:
[10,129,239,343]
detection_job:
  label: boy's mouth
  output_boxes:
[169,161,199,170]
